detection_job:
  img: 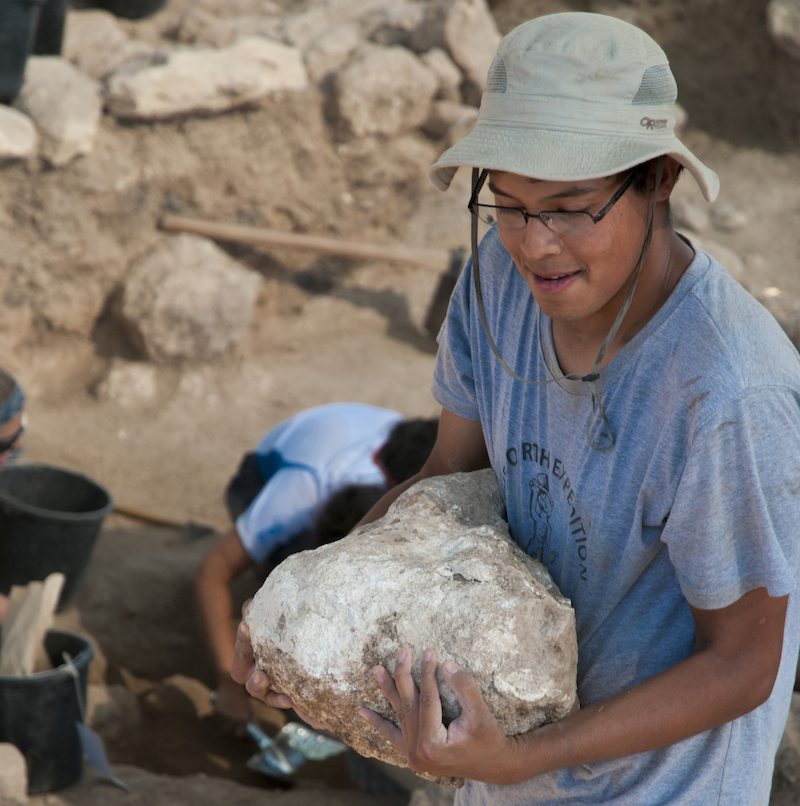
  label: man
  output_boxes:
[233,13,800,803]
[195,402,437,733]
[0,367,26,625]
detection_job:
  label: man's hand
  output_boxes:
[359,647,516,783]
[230,601,326,730]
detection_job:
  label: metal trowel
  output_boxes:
[246,722,347,779]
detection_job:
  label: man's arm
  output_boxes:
[193,527,255,730]
[362,586,788,784]
[232,407,491,709]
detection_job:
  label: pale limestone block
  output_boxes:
[106,37,308,121]
[248,469,578,787]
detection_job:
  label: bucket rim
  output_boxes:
[0,629,94,683]
[0,462,114,522]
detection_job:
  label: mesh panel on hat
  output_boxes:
[486,55,507,93]
[632,65,676,106]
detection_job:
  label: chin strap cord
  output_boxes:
[469,157,665,451]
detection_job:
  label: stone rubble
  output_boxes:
[14,57,102,167]
[0,743,27,806]
[105,36,308,121]
[0,106,38,162]
[116,234,262,363]
[247,469,578,787]
[768,0,800,60]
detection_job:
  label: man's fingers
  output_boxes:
[391,648,420,741]
[241,598,253,618]
[442,660,493,725]
[292,704,326,731]
[359,707,406,753]
[231,620,255,684]
[418,649,446,742]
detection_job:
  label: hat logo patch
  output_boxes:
[640,117,668,130]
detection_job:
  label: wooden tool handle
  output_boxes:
[160,215,450,269]
[113,503,185,530]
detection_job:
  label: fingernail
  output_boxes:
[423,649,432,662]
[397,648,407,664]
[443,661,459,674]
[253,671,266,687]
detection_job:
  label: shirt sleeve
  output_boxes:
[236,468,321,564]
[432,256,482,420]
[661,387,800,610]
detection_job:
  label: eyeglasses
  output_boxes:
[469,171,636,239]
[0,423,24,454]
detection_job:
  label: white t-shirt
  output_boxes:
[236,403,402,563]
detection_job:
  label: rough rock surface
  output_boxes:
[0,106,38,162]
[768,0,800,60]
[0,743,27,806]
[409,0,500,106]
[14,57,102,167]
[63,9,157,80]
[247,469,578,787]
[106,37,308,121]
[334,43,438,137]
[117,235,262,363]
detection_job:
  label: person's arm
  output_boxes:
[360,585,788,784]
[232,407,491,709]
[193,527,255,731]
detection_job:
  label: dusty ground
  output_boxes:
[4,0,800,802]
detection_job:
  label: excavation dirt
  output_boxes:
[5,0,800,803]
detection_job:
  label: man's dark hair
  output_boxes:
[315,484,388,545]
[625,158,684,196]
[375,417,439,485]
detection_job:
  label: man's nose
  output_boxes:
[519,216,563,259]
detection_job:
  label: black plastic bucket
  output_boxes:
[0,0,47,103]
[0,630,93,793]
[93,0,168,19]
[31,0,69,56]
[0,464,113,610]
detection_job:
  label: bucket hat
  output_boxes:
[429,12,719,202]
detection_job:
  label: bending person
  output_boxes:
[194,402,437,733]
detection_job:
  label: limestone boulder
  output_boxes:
[117,235,262,363]
[247,469,578,787]
[0,743,27,806]
[421,48,464,102]
[63,9,158,80]
[0,106,38,162]
[106,37,308,121]
[409,0,501,106]
[14,57,102,167]
[334,43,438,137]
[768,0,800,60]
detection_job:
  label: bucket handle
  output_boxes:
[62,652,129,792]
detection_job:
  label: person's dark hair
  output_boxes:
[314,484,388,545]
[0,368,17,404]
[375,417,439,485]
[625,158,684,196]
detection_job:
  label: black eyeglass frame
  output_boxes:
[0,424,24,454]
[468,170,637,234]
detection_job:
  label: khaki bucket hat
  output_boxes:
[429,12,719,202]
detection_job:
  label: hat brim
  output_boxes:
[429,123,719,202]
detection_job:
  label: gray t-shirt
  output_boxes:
[433,226,800,805]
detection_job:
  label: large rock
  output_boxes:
[247,469,578,787]
[0,743,27,806]
[63,9,158,80]
[117,235,262,363]
[409,0,501,106]
[14,57,102,167]
[106,37,308,121]
[334,43,438,137]
[768,0,800,60]
[0,106,38,162]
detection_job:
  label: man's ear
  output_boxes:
[652,156,683,202]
